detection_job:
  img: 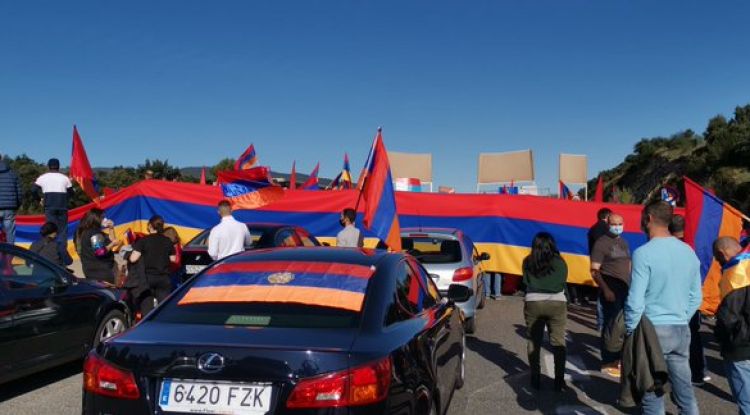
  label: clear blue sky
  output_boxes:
[1,1,749,193]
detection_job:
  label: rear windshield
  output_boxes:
[402,237,463,264]
[186,227,268,249]
[152,260,374,329]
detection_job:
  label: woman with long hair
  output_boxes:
[128,215,176,314]
[522,232,569,391]
[75,208,121,283]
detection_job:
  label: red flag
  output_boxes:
[593,176,604,202]
[70,125,99,200]
[360,128,401,251]
[301,163,320,190]
[200,167,207,185]
[290,161,297,190]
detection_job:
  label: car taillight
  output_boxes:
[286,356,391,408]
[83,352,140,400]
[452,267,473,282]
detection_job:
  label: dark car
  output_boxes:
[181,223,320,278]
[83,247,469,415]
[0,243,130,385]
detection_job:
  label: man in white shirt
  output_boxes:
[336,208,363,248]
[33,158,74,265]
[208,200,252,260]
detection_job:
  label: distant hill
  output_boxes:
[586,104,750,214]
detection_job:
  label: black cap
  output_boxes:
[48,158,60,169]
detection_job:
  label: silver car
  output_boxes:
[401,228,490,334]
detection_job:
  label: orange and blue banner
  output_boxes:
[361,129,401,251]
[234,144,258,170]
[684,176,744,314]
[17,179,686,285]
[178,260,375,311]
[70,125,100,201]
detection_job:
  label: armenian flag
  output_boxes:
[70,125,100,201]
[559,180,573,200]
[360,128,401,251]
[179,260,375,312]
[234,144,258,170]
[218,170,283,210]
[684,176,745,314]
[301,163,320,190]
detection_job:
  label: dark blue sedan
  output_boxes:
[82,247,469,415]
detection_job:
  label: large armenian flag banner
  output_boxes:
[16,180,658,285]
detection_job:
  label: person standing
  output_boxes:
[75,208,121,283]
[671,214,711,386]
[625,201,701,415]
[336,208,364,248]
[522,232,569,391]
[590,212,631,378]
[207,200,252,260]
[128,216,176,314]
[713,236,750,414]
[33,158,74,264]
[0,155,22,244]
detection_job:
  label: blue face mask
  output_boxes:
[609,225,624,236]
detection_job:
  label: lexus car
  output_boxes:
[181,223,320,279]
[0,243,130,384]
[401,228,490,334]
[82,247,469,415]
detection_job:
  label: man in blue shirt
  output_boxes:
[625,201,702,415]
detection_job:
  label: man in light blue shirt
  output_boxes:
[625,201,701,415]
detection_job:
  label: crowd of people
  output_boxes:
[523,201,750,414]
[4,155,750,413]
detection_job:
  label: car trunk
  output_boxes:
[100,322,358,413]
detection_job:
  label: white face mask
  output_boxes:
[609,225,624,236]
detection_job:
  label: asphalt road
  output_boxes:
[0,296,738,414]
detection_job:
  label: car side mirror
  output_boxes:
[447,284,473,303]
[476,252,490,261]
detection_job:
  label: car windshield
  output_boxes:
[152,260,373,329]
[185,226,271,249]
[402,236,463,264]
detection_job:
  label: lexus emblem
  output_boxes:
[197,353,225,374]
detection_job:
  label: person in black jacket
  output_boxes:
[0,155,22,244]
[714,236,750,415]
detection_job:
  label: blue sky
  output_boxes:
[1,1,749,193]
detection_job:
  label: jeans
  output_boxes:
[689,312,706,382]
[725,360,750,415]
[642,325,698,415]
[45,208,72,265]
[483,273,501,297]
[0,209,16,244]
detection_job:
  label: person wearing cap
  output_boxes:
[33,158,74,265]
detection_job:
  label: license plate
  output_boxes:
[186,264,207,275]
[159,379,272,415]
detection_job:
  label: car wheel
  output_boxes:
[464,316,476,334]
[455,333,466,390]
[93,310,128,347]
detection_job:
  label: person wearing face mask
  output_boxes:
[625,201,701,415]
[336,208,363,248]
[713,236,750,415]
[590,212,631,378]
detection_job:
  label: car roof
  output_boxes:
[221,246,393,268]
[400,227,462,237]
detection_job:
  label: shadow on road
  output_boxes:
[0,360,82,403]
